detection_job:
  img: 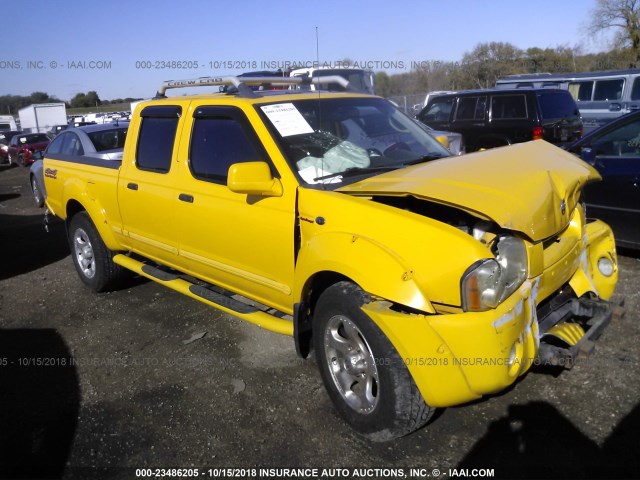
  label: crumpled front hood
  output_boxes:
[338,141,600,242]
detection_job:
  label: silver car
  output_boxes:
[30,122,129,207]
[423,124,465,156]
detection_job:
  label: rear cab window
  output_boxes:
[88,128,128,152]
[136,105,181,173]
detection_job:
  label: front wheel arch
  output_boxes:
[294,272,350,358]
[312,281,434,441]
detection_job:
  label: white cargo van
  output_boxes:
[0,115,17,131]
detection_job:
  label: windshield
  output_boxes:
[258,97,450,188]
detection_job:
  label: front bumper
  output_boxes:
[537,297,621,368]
[363,219,619,408]
[364,280,542,408]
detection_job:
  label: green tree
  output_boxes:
[30,91,50,103]
[589,0,640,66]
[70,93,87,108]
[460,42,523,88]
[375,72,391,97]
[85,91,101,107]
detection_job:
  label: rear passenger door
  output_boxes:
[488,94,530,146]
[175,105,296,313]
[118,105,183,265]
[451,95,487,151]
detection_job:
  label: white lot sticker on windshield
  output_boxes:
[261,103,314,137]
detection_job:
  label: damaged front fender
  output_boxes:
[570,219,618,301]
[294,231,436,314]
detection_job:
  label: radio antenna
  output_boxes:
[315,26,324,187]
[315,26,321,103]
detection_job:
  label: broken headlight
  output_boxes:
[461,236,528,312]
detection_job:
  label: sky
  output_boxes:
[0,0,615,103]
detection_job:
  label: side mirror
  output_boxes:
[31,150,44,161]
[227,161,283,197]
[580,146,596,165]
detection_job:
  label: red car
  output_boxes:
[0,130,24,164]
[6,133,50,166]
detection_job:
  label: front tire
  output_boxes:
[313,281,434,441]
[67,212,125,292]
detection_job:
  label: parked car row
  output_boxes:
[0,132,50,166]
[415,87,638,250]
[29,122,129,207]
[5,82,638,250]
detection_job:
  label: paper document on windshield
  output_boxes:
[261,103,314,137]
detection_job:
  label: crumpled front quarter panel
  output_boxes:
[294,187,490,310]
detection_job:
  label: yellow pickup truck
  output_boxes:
[44,76,619,441]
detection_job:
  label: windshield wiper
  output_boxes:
[314,165,401,182]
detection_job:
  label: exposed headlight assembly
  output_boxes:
[461,236,528,312]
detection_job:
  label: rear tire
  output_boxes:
[31,175,44,207]
[313,281,434,441]
[67,212,125,292]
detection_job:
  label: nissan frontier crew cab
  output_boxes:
[43,75,620,441]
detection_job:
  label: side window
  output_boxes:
[136,106,181,173]
[420,97,454,123]
[594,79,624,101]
[189,107,266,183]
[568,81,594,101]
[455,96,486,121]
[631,77,640,101]
[46,133,66,154]
[491,95,527,120]
[62,133,84,156]
[592,118,640,157]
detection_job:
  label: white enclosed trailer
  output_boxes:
[18,103,67,133]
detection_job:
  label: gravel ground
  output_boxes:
[0,163,638,480]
